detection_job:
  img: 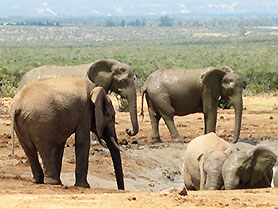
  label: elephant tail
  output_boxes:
[140,89,146,121]
[8,105,20,156]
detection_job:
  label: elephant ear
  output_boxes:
[90,87,109,138]
[87,59,117,92]
[221,65,234,74]
[201,68,226,100]
[249,146,277,186]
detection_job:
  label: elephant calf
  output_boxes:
[184,133,277,190]
[222,145,277,189]
[9,77,124,189]
[184,133,232,190]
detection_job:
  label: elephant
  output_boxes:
[184,133,232,190]
[222,145,277,190]
[141,66,243,143]
[9,77,124,190]
[19,59,138,137]
[18,64,90,89]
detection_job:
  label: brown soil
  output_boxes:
[0,94,277,208]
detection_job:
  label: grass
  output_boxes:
[0,26,278,96]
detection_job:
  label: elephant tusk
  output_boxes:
[97,137,108,148]
[110,136,122,152]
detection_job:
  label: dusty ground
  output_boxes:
[0,94,277,208]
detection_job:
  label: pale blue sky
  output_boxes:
[1,0,278,17]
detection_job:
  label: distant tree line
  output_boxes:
[2,16,278,28]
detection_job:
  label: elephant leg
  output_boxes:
[147,102,162,143]
[39,145,62,185]
[17,135,44,184]
[55,142,66,179]
[162,115,181,140]
[160,112,184,142]
[14,125,44,184]
[74,128,90,188]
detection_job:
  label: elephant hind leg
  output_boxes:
[147,105,162,143]
[55,142,66,179]
[15,129,44,184]
[38,143,62,185]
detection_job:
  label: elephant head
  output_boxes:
[222,146,277,190]
[90,87,124,190]
[201,66,243,143]
[87,59,138,136]
[199,148,232,190]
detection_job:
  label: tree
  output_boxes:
[159,16,173,27]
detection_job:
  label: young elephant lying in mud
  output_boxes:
[184,133,277,190]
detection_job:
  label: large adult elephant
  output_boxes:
[141,66,243,143]
[18,59,139,137]
[9,78,124,190]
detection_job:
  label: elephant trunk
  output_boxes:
[205,169,224,190]
[125,86,139,136]
[223,172,240,190]
[231,95,243,143]
[105,137,124,190]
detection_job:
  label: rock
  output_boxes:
[178,187,188,196]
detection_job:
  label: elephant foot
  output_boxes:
[32,177,44,184]
[151,137,162,144]
[172,136,187,143]
[74,181,90,188]
[44,177,62,185]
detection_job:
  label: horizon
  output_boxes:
[1,1,278,18]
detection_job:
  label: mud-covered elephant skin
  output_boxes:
[222,146,277,190]
[9,78,124,190]
[184,133,232,190]
[19,59,138,137]
[141,66,243,143]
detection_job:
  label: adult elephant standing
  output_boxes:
[17,59,138,136]
[9,78,124,189]
[141,66,243,143]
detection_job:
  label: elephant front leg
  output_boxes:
[74,130,90,188]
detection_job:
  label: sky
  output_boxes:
[1,0,278,17]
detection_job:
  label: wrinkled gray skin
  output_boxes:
[142,66,243,143]
[19,59,138,137]
[184,133,232,190]
[9,78,124,190]
[222,146,277,190]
